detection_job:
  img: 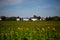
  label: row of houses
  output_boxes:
[0,17,45,21]
[16,17,45,21]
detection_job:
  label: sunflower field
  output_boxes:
[0,21,60,40]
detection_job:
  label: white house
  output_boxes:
[43,18,45,20]
[40,17,45,21]
[40,19,42,21]
[16,18,20,21]
[23,18,29,21]
[31,18,38,21]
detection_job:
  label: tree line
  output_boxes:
[0,15,60,21]
[46,16,60,21]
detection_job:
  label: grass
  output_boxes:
[0,21,60,40]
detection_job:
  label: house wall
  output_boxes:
[31,19,37,21]
[16,18,20,21]
[23,19,29,21]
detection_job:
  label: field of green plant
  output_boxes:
[0,21,60,40]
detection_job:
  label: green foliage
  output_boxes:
[33,15,41,19]
[46,16,60,21]
[5,17,16,21]
[0,21,60,40]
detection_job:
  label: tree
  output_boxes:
[53,16,60,21]
[1,16,6,21]
[37,16,41,20]
[46,16,60,21]
[10,17,16,21]
[17,16,20,18]
[6,16,16,21]
[33,15,37,18]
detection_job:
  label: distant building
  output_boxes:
[31,18,38,21]
[42,18,45,20]
[40,17,45,21]
[23,18,29,21]
[40,19,42,21]
[16,18,20,21]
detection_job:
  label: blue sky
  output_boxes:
[0,0,60,17]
